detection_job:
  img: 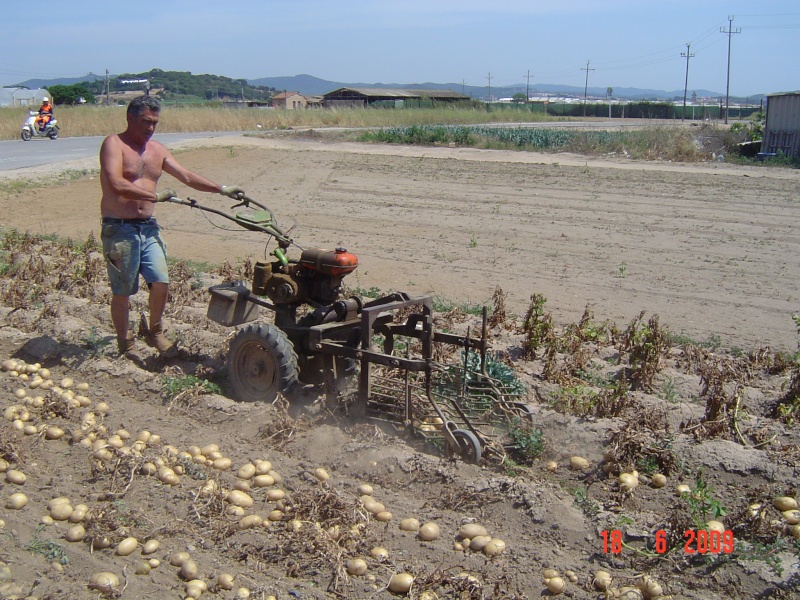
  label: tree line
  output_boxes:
[45,69,275,105]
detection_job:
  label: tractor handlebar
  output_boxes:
[164,195,293,247]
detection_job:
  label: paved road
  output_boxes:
[0,132,243,173]
[0,120,687,174]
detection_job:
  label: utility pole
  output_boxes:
[681,43,695,122]
[581,60,594,117]
[104,69,109,105]
[461,79,465,96]
[524,70,531,103]
[486,72,492,103]
[720,15,741,125]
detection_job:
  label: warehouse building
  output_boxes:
[322,88,470,108]
[761,91,800,158]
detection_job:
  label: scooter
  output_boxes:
[21,111,59,141]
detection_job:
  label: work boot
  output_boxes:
[147,322,178,358]
[117,334,135,355]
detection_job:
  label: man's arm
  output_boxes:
[99,136,158,202]
[162,151,223,194]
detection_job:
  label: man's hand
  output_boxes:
[155,189,177,202]
[220,185,244,199]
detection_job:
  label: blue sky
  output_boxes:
[1,1,797,96]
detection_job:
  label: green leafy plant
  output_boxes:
[27,526,69,565]
[680,470,728,529]
[81,326,112,357]
[163,374,222,401]
[507,420,544,462]
[572,485,600,517]
[660,376,678,403]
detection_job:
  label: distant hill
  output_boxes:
[9,73,103,89]
[10,71,758,102]
[248,74,733,101]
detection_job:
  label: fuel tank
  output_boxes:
[299,248,358,276]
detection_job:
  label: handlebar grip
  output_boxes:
[165,196,193,206]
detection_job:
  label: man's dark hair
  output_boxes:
[127,95,161,117]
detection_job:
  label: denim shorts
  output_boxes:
[101,217,169,296]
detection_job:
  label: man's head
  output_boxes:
[127,95,161,118]
[125,96,161,142]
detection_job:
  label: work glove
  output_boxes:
[155,189,176,202]
[220,185,244,199]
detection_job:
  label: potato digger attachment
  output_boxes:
[166,193,535,463]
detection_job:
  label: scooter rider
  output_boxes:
[36,97,52,131]
[99,95,244,356]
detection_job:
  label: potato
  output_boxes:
[545,576,565,594]
[346,558,368,576]
[774,496,798,512]
[238,514,263,530]
[483,538,506,556]
[266,488,285,502]
[6,469,26,485]
[399,518,420,532]
[225,490,254,508]
[50,502,74,521]
[170,551,191,567]
[783,510,800,525]
[706,520,725,533]
[418,522,440,541]
[213,457,232,471]
[237,463,256,480]
[388,573,414,593]
[180,559,199,580]
[217,573,235,590]
[252,474,275,488]
[593,570,612,591]
[370,546,389,560]
[65,525,86,542]
[88,572,119,593]
[569,456,589,470]
[458,523,488,539]
[116,537,139,556]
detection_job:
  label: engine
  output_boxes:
[252,247,358,306]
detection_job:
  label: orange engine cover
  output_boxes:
[299,248,358,276]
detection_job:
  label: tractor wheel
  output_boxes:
[446,429,482,464]
[228,323,298,403]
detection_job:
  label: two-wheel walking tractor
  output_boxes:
[168,194,535,463]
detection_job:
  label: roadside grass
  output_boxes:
[0,104,556,141]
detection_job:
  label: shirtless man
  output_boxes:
[100,95,244,356]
